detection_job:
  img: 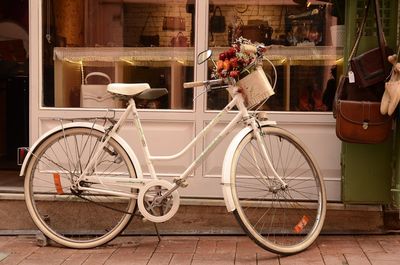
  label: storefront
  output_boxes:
[23,0,348,201]
[4,0,349,200]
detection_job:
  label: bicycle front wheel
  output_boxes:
[24,126,137,248]
[230,126,326,255]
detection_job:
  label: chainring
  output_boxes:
[137,179,180,223]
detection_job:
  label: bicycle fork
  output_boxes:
[249,119,288,189]
[235,95,288,190]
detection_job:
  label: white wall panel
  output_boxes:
[203,121,241,178]
[118,120,195,176]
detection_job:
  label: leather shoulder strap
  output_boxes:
[348,0,371,61]
[374,0,388,68]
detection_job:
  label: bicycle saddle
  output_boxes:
[136,88,168,100]
[107,83,168,100]
[107,83,151,96]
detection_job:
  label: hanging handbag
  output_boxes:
[335,99,392,144]
[333,0,393,144]
[170,32,188,47]
[334,76,392,144]
[163,17,186,31]
[349,0,392,88]
[162,5,186,31]
[210,6,226,33]
[139,13,160,47]
[81,72,122,108]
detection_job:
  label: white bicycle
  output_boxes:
[21,40,326,255]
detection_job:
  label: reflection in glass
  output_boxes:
[206,1,344,111]
[42,0,195,110]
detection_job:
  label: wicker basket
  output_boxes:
[235,67,274,107]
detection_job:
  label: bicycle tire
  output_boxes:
[230,126,326,255]
[24,126,137,248]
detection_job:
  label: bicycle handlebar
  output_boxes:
[240,44,257,53]
[183,81,206,88]
[183,79,224,89]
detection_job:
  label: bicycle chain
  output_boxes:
[71,189,140,217]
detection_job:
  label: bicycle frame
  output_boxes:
[78,87,286,199]
[78,92,243,195]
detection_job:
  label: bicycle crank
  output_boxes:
[137,179,180,223]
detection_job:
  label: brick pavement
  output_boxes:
[0,234,400,265]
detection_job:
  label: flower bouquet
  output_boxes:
[212,43,257,81]
[212,41,274,107]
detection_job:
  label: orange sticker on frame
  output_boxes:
[53,173,64,194]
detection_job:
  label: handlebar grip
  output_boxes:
[241,44,257,53]
[183,81,205,88]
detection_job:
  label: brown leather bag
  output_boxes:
[349,0,392,88]
[336,100,392,144]
[334,76,392,144]
[170,32,188,47]
[163,17,185,31]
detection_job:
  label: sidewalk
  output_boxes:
[1,234,400,265]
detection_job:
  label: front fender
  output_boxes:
[221,120,276,212]
[19,122,143,179]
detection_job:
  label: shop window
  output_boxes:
[206,1,344,111]
[42,0,195,110]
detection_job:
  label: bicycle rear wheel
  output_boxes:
[24,126,137,248]
[230,126,326,254]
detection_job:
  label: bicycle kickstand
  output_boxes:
[153,223,162,242]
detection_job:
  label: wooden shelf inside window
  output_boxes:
[53,47,195,108]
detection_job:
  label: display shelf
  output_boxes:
[53,47,195,108]
[53,46,343,110]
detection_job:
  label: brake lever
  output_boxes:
[192,84,212,102]
[192,83,229,103]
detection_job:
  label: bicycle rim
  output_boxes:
[24,127,137,248]
[231,126,326,254]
